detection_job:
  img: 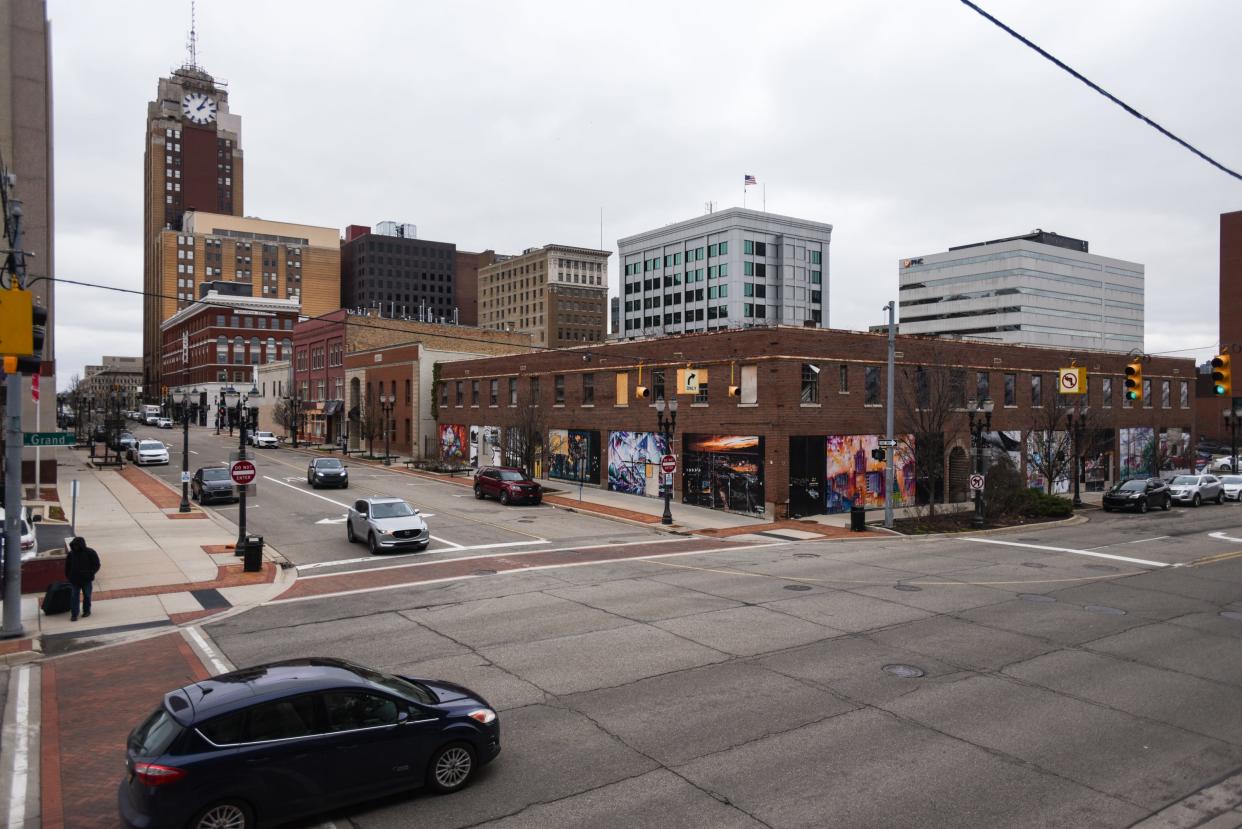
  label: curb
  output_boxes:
[863,511,1090,540]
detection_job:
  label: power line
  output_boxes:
[959,0,1242,182]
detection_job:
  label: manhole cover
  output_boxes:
[1220,611,1242,621]
[793,552,820,559]
[883,664,926,679]
[894,584,923,592]
[783,584,813,591]
[1022,562,1047,569]
[472,569,497,576]
[1085,604,1126,616]
[1083,563,1119,572]
[1019,593,1057,603]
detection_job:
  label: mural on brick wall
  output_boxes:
[479,426,502,467]
[1159,428,1192,473]
[1119,426,1155,480]
[682,434,765,513]
[1025,431,1071,493]
[607,430,669,497]
[548,428,601,484]
[468,425,480,466]
[824,434,915,513]
[440,424,467,463]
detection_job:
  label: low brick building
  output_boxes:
[435,327,1196,517]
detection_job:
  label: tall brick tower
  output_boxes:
[1222,211,1242,351]
[141,19,243,395]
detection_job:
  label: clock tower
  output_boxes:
[142,28,244,393]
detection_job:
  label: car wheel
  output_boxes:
[1217,492,1225,505]
[426,742,475,794]
[474,486,485,500]
[500,490,511,506]
[1139,499,1148,514]
[191,799,254,829]
[346,521,356,543]
[1102,506,1112,512]
[1193,493,1201,507]
[368,533,380,555]
[1162,496,1171,511]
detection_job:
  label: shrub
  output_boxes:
[983,455,1027,522]
[1023,490,1073,518]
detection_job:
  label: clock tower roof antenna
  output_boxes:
[186,0,200,69]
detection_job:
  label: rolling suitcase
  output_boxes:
[42,581,72,615]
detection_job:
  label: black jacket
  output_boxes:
[65,538,101,586]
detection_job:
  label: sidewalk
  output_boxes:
[4,453,291,661]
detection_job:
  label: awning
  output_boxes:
[323,400,343,417]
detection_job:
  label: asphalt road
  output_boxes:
[125,422,669,571]
[200,489,1242,828]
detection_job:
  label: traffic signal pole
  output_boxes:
[2,192,27,638]
[883,300,895,530]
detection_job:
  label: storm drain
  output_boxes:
[894,584,923,592]
[783,584,813,592]
[1083,563,1120,573]
[1220,611,1242,621]
[1085,605,1126,616]
[1019,593,1057,603]
[883,664,926,679]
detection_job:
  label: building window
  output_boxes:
[1031,374,1042,407]
[489,379,499,406]
[694,376,708,404]
[1003,373,1016,406]
[839,364,849,393]
[455,381,463,406]
[976,371,989,403]
[800,364,820,404]
[1102,377,1113,407]
[405,378,412,405]
[1180,380,1189,408]
[216,336,227,363]
[471,380,480,405]
[509,377,518,406]
[530,375,540,404]
[582,373,594,405]
[1143,379,1152,408]
[554,375,565,404]
[234,336,244,364]
[865,366,881,406]
[653,369,665,401]
[440,382,448,409]
[1160,379,1170,409]
[266,337,276,363]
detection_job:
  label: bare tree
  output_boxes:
[1027,394,1077,494]
[504,404,545,476]
[271,399,290,434]
[891,347,968,518]
[358,403,382,457]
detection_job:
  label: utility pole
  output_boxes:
[883,300,896,530]
[3,185,27,638]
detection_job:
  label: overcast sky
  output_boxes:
[46,0,1242,383]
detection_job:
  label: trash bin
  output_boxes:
[244,534,263,573]
[850,505,867,532]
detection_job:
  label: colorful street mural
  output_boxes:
[1119,426,1155,480]
[440,424,467,463]
[824,434,915,513]
[479,426,502,467]
[683,434,765,513]
[607,431,669,497]
[1025,431,1070,493]
[982,430,1022,469]
[548,429,601,483]
[468,425,480,466]
[1159,428,1192,473]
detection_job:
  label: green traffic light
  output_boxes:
[1215,384,1228,396]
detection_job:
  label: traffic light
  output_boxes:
[635,386,649,399]
[871,448,886,462]
[17,303,47,375]
[727,385,741,397]
[1124,360,1143,401]
[1212,354,1232,397]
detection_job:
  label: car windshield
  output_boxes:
[315,459,343,469]
[1117,480,1147,492]
[370,501,415,519]
[497,470,527,481]
[1221,476,1242,485]
[201,468,230,481]
[255,432,273,438]
[138,441,164,450]
[1171,476,1199,486]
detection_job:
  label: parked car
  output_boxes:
[1168,474,1224,507]
[112,431,137,453]
[249,431,279,448]
[347,497,429,554]
[307,457,348,489]
[156,418,174,429]
[0,506,41,560]
[134,440,170,466]
[1101,478,1171,513]
[474,466,542,505]
[117,657,499,829]
[144,415,160,426]
[191,467,237,504]
[1220,475,1242,501]
[1211,456,1238,473]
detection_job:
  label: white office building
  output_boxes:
[617,208,832,338]
[897,230,1144,353]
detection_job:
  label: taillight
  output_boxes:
[467,709,497,724]
[133,762,187,786]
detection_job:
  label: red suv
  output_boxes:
[474,467,542,505]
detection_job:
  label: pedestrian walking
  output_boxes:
[65,536,101,622]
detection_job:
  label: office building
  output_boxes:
[82,357,143,410]
[478,244,610,346]
[897,229,1145,353]
[340,222,458,322]
[617,208,832,339]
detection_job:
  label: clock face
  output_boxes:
[181,92,218,125]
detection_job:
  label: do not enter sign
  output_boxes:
[660,454,678,474]
[230,459,257,486]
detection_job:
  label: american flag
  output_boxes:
[744,174,757,186]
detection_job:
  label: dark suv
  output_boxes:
[1102,477,1172,513]
[118,658,500,829]
[474,467,542,505]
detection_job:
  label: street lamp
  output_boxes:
[1224,406,1242,474]
[378,392,395,465]
[966,397,994,529]
[655,396,678,525]
[174,387,199,513]
[1065,404,1087,509]
[284,389,302,449]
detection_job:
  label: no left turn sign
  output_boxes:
[969,474,985,491]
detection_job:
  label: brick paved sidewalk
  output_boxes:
[117,465,207,519]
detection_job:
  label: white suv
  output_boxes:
[250,431,279,448]
[134,439,170,465]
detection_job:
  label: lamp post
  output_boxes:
[655,396,678,525]
[1065,404,1086,509]
[224,384,263,556]
[284,390,302,449]
[1225,406,1242,475]
[174,387,198,513]
[378,392,395,465]
[966,397,994,529]
[214,393,224,435]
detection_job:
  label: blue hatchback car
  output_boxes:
[118,658,500,829]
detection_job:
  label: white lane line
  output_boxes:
[298,539,552,573]
[186,626,232,675]
[6,666,31,829]
[298,536,698,579]
[1210,531,1242,543]
[269,541,787,604]
[189,450,199,455]
[1086,535,1171,550]
[963,537,1173,568]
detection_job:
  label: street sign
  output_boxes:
[660,454,678,474]
[230,459,257,486]
[1059,367,1086,395]
[878,438,897,447]
[969,473,986,491]
[676,367,707,394]
[23,431,75,447]
[181,471,191,483]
